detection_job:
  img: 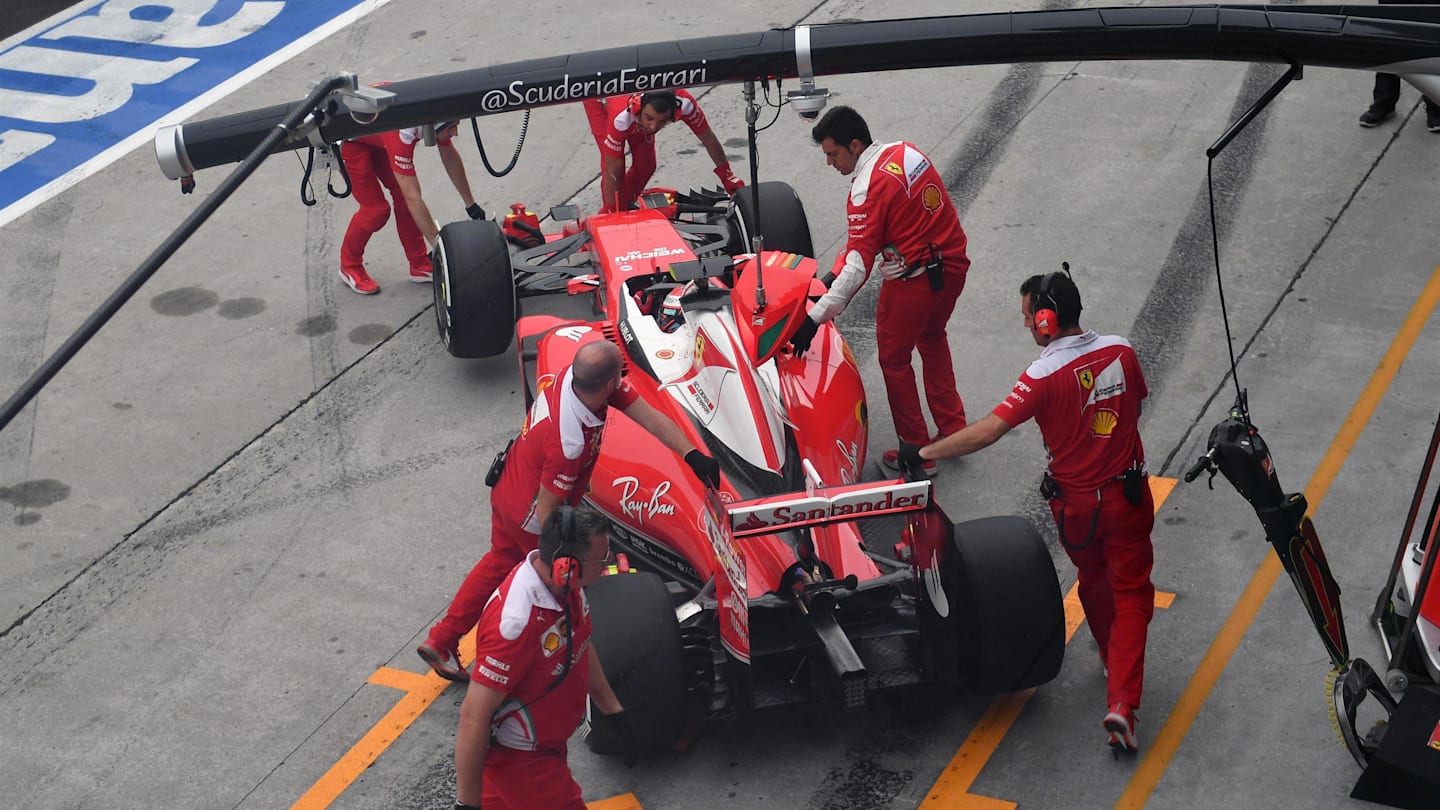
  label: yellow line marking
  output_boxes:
[588,794,645,810]
[292,630,643,810]
[922,477,1178,809]
[291,628,477,810]
[1115,264,1440,809]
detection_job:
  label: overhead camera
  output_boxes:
[787,81,831,121]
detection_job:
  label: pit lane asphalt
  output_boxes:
[2,1,1438,809]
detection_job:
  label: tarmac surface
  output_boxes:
[2,1,1439,809]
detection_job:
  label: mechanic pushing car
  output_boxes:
[338,117,485,294]
[453,505,639,810]
[583,88,745,212]
[790,106,972,477]
[418,340,720,681]
[902,271,1156,755]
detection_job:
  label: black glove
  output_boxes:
[685,449,721,490]
[897,442,926,477]
[466,203,485,220]
[789,316,820,355]
[608,710,642,768]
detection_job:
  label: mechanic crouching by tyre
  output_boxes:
[583,88,744,212]
[338,118,485,295]
[790,106,970,477]
[900,271,1156,755]
[453,505,639,810]
[419,340,720,681]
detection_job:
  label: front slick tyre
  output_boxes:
[433,219,515,358]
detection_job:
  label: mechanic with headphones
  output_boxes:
[791,106,971,478]
[418,340,720,682]
[583,88,745,212]
[453,504,638,809]
[338,117,485,295]
[899,270,1156,756]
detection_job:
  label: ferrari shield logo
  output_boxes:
[1079,369,1094,390]
[884,161,904,176]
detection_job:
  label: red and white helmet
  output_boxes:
[657,282,695,333]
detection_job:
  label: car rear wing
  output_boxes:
[726,477,933,538]
[702,477,935,666]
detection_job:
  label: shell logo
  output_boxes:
[542,630,561,655]
[1091,408,1119,437]
[921,184,943,213]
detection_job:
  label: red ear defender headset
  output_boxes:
[1032,272,1062,340]
[552,505,579,589]
[630,90,680,121]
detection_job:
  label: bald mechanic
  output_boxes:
[419,340,720,680]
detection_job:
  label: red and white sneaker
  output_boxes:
[409,266,433,283]
[1104,702,1139,754]
[881,449,937,477]
[339,266,379,295]
[417,640,468,682]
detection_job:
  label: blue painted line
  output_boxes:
[0,0,379,225]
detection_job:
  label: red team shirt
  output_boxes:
[811,141,971,323]
[472,551,593,752]
[491,365,639,541]
[595,89,710,158]
[993,331,1148,492]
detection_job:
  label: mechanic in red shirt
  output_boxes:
[789,106,970,477]
[418,340,720,680]
[901,271,1155,755]
[583,88,744,212]
[339,119,485,294]
[453,505,637,809]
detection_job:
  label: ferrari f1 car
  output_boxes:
[430,182,1065,753]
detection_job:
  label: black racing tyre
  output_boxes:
[951,516,1065,693]
[583,572,687,756]
[432,218,515,358]
[730,181,815,258]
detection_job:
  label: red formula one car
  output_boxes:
[430,183,1065,753]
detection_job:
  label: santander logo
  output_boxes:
[728,480,931,536]
[613,476,677,522]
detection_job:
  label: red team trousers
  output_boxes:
[429,517,532,650]
[875,270,968,444]
[481,746,585,809]
[1050,479,1156,709]
[339,140,430,275]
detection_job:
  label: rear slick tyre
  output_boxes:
[583,571,687,756]
[952,515,1065,693]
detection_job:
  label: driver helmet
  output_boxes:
[657,283,693,333]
